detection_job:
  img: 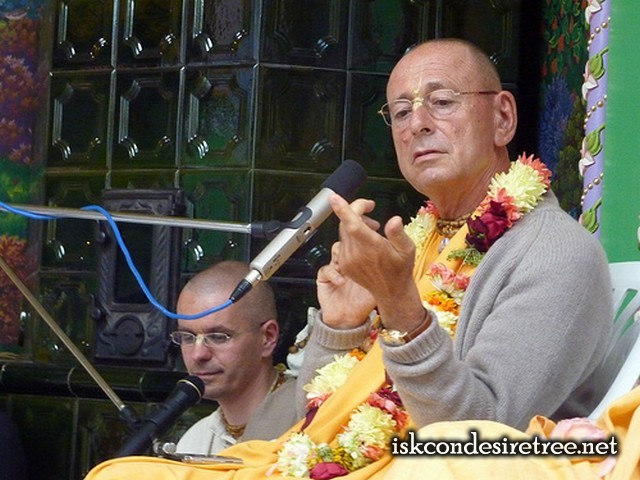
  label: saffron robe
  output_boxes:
[84,223,637,480]
[84,227,465,480]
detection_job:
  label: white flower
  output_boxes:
[404,212,437,257]
[432,309,458,336]
[276,432,316,477]
[303,354,360,399]
[342,404,396,447]
[337,405,396,469]
[429,276,466,304]
[488,162,546,213]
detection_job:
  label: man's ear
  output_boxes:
[261,318,279,357]
[494,90,518,147]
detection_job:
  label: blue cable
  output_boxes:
[0,199,232,320]
[0,201,57,221]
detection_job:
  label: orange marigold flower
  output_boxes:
[425,292,460,316]
[348,348,367,361]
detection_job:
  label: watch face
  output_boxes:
[380,328,406,345]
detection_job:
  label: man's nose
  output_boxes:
[189,340,213,360]
[409,100,436,134]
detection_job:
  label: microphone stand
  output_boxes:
[0,255,140,429]
[1,202,253,234]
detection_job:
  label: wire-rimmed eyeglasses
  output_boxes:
[170,323,265,348]
[378,89,498,128]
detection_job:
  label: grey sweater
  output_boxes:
[298,191,613,431]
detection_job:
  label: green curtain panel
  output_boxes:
[600,0,640,261]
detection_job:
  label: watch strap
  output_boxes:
[376,308,432,345]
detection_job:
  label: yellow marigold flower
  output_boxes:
[332,446,355,471]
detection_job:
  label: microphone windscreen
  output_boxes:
[113,375,205,458]
[178,375,205,403]
[321,160,367,200]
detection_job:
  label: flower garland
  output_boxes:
[275,153,550,479]
[405,153,552,336]
[275,346,409,479]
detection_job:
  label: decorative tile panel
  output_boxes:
[34,273,97,364]
[349,0,436,72]
[185,0,257,64]
[41,173,104,270]
[442,0,521,84]
[109,170,176,189]
[182,67,254,167]
[11,395,75,478]
[53,0,115,67]
[48,73,112,167]
[179,170,251,272]
[112,71,181,168]
[255,67,345,172]
[73,396,211,474]
[344,73,399,177]
[76,398,132,476]
[117,0,184,66]
[260,0,349,68]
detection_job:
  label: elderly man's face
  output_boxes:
[386,43,503,198]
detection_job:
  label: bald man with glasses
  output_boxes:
[171,260,298,455]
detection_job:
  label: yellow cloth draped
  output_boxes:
[83,384,640,480]
[597,385,640,480]
[84,224,640,479]
[84,345,397,479]
[384,385,640,480]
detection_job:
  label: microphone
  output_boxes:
[230,160,367,302]
[114,375,205,458]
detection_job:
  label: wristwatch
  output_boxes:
[376,308,432,345]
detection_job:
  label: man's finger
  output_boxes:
[362,216,381,231]
[329,194,374,223]
[317,263,345,286]
[349,198,376,216]
[347,197,380,231]
[329,241,341,266]
[384,216,416,256]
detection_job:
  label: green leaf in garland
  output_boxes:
[447,248,485,267]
